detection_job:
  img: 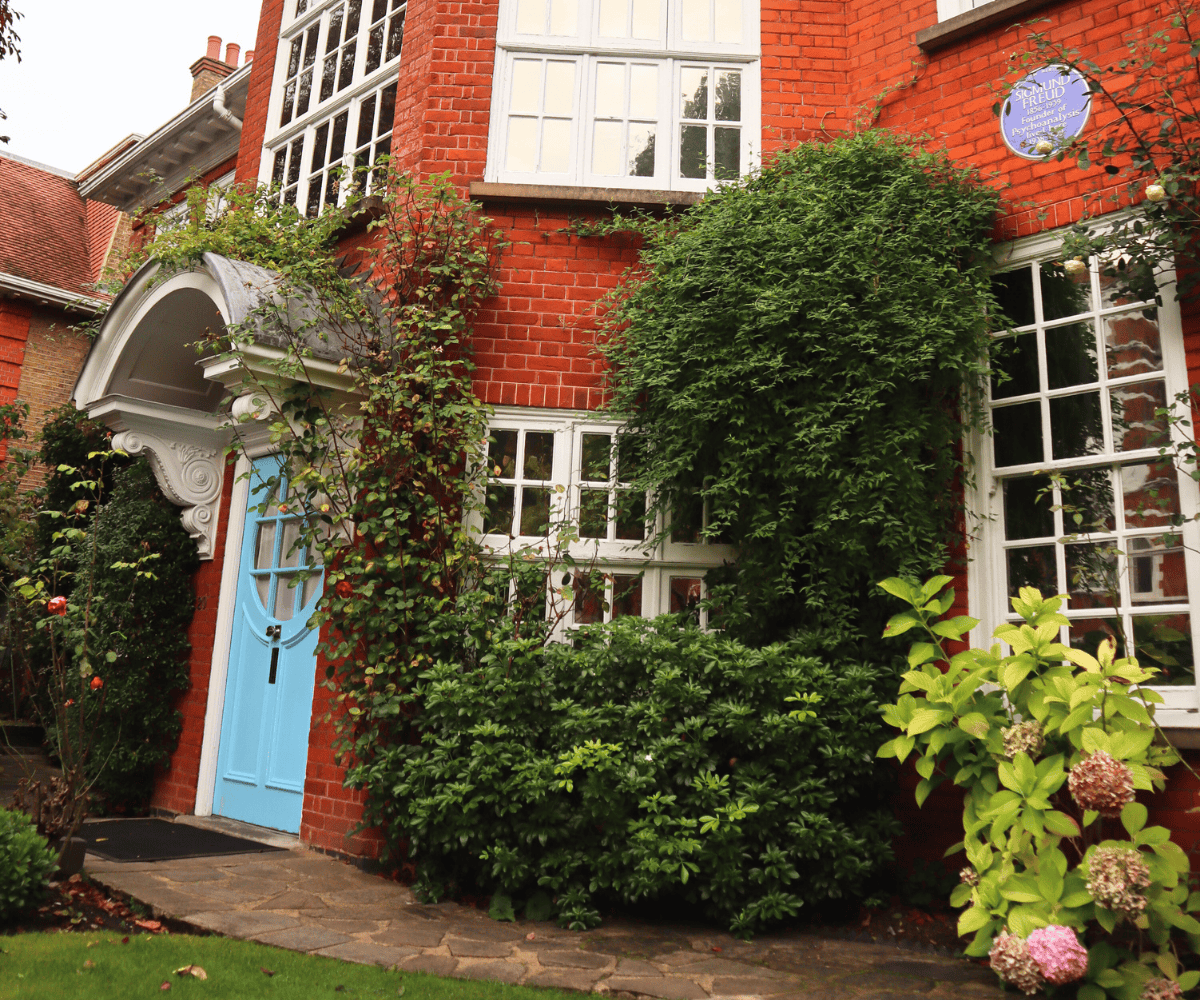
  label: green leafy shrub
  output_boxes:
[371,610,899,937]
[0,806,56,922]
[879,576,1199,999]
[599,132,1001,645]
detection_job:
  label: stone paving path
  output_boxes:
[83,822,1004,1000]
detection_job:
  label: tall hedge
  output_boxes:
[600,132,1000,644]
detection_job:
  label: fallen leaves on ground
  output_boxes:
[261,967,276,977]
[174,964,208,980]
[136,919,163,933]
[159,982,171,991]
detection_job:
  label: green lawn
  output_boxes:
[0,932,572,1000]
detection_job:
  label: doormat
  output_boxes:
[82,819,289,863]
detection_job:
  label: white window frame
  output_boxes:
[470,406,736,632]
[967,227,1200,726]
[260,0,405,215]
[487,0,761,191]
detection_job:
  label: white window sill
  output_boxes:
[917,0,1060,53]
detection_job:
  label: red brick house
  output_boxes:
[68,0,1200,864]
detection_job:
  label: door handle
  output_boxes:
[265,625,281,639]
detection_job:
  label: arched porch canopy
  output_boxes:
[74,253,354,558]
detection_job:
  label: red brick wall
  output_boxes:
[0,301,32,466]
[150,458,237,815]
[237,0,286,187]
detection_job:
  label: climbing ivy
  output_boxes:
[598,132,1002,645]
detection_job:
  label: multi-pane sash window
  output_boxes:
[489,0,760,191]
[476,409,734,629]
[264,0,406,214]
[978,234,1200,719]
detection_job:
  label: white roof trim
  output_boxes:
[0,272,105,314]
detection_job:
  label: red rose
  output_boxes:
[47,596,67,616]
[335,580,354,599]
[90,676,104,691]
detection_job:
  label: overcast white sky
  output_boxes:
[0,1,263,174]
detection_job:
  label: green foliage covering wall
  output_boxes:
[601,133,1001,644]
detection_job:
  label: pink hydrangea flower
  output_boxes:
[1026,925,1088,985]
[1143,979,1183,1000]
[989,932,1043,995]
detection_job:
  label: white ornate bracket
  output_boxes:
[85,398,230,560]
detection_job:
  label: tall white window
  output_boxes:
[973,231,1200,725]
[474,408,734,629]
[487,0,760,191]
[262,0,405,215]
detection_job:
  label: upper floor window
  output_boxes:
[974,231,1200,725]
[263,0,406,214]
[487,0,760,191]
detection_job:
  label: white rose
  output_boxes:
[1035,139,1054,155]
[1145,183,1167,202]
[1064,258,1087,275]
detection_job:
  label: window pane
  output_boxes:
[617,435,643,481]
[1112,379,1167,452]
[670,576,702,622]
[598,0,624,35]
[524,432,555,480]
[990,332,1039,399]
[273,148,288,186]
[287,36,303,77]
[339,40,357,89]
[630,64,658,118]
[1045,321,1098,389]
[714,0,740,41]
[327,7,344,51]
[714,126,739,180]
[581,433,611,480]
[517,0,546,33]
[573,573,604,624]
[302,571,322,609]
[280,519,304,568]
[511,60,541,115]
[321,53,338,101]
[507,118,538,172]
[544,62,575,116]
[331,110,349,160]
[1134,613,1194,685]
[1041,260,1092,321]
[595,63,624,118]
[1069,616,1124,661]
[592,122,622,174]
[297,68,313,116]
[632,0,659,38]
[613,574,643,617]
[358,94,378,147]
[484,484,515,534]
[312,123,330,171]
[366,22,384,72]
[1061,467,1116,533]
[680,68,708,118]
[1007,545,1057,599]
[680,125,706,178]
[992,267,1036,328]
[386,9,405,59]
[378,83,397,135]
[714,70,740,120]
[255,522,277,570]
[1003,475,1053,540]
[275,575,297,622]
[671,494,703,542]
[519,487,551,535]
[1066,541,1118,610]
[255,574,272,612]
[1105,308,1163,379]
[681,0,709,40]
[541,119,572,172]
[549,0,576,33]
[489,429,518,478]
[629,126,655,176]
[616,490,646,540]
[1129,535,1188,604]
[1050,392,1103,460]
[579,488,609,537]
[1122,461,1181,528]
[993,401,1043,467]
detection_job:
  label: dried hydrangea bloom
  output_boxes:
[989,931,1044,995]
[1001,720,1045,760]
[959,867,979,887]
[1142,979,1184,1000]
[1025,925,1088,985]
[1068,750,1135,817]
[1087,846,1151,919]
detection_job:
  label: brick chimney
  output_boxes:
[189,35,237,102]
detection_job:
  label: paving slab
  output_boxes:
[538,948,615,969]
[712,976,803,996]
[526,968,604,991]
[399,954,459,976]
[182,910,299,938]
[373,922,448,948]
[254,925,351,952]
[315,941,419,966]
[616,958,664,977]
[605,975,709,999]
[447,936,514,958]
[253,889,328,910]
[455,959,525,984]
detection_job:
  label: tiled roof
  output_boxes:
[0,152,119,297]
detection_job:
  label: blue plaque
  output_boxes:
[1000,65,1092,159]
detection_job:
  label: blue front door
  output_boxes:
[215,456,323,833]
